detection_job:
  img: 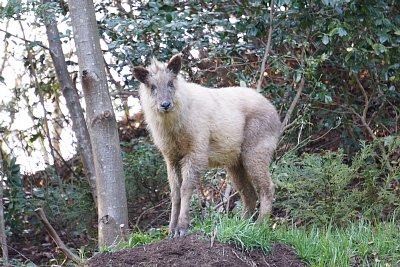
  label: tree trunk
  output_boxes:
[21,89,51,165]
[0,147,9,265]
[42,0,98,207]
[67,0,129,246]
[51,94,64,168]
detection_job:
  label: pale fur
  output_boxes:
[134,56,282,237]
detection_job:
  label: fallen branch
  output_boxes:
[35,208,81,263]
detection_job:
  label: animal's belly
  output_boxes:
[208,141,241,168]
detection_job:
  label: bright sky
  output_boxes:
[0,3,141,173]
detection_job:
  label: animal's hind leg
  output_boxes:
[242,142,276,223]
[227,163,257,219]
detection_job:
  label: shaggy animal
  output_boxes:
[133,55,282,237]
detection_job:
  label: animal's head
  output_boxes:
[133,55,182,113]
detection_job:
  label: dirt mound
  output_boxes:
[87,234,307,267]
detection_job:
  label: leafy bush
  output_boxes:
[3,156,96,241]
[3,157,31,236]
[32,177,96,236]
[123,138,168,203]
[273,137,400,226]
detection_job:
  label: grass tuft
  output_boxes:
[194,213,400,267]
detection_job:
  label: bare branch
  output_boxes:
[114,0,134,19]
[35,208,81,263]
[0,28,49,50]
[18,21,61,175]
[353,73,370,123]
[281,117,299,132]
[352,73,377,140]
[280,21,310,135]
[256,0,275,92]
[281,74,305,134]
[134,199,169,229]
[110,90,139,97]
[213,191,239,211]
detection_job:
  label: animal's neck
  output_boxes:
[156,110,183,131]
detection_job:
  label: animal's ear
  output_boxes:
[167,55,181,75]
[133,67,149,84]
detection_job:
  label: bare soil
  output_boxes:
[87,234,307,267]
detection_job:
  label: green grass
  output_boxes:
[280,221,400,266]
[193,214,400,267]
[99,227,168,253]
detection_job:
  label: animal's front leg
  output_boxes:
[166,161,182,236]
[175,155,206,237]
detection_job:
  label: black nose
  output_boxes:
[160,101,171,110]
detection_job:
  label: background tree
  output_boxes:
[67,0,128,246]
[0,145,9,266]
[41,0,98,206]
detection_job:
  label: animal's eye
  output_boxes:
[167,81,174,87]
[151,85,157,91]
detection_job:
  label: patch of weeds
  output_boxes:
[100,227,168,253]
[273,137,400,226]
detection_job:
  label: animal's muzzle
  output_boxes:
[160,101,172,111]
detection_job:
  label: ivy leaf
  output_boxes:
[338,27,347,37]
[372,43,386,54]
[294,72,302,83]
[324,94,333,104]
[377,32,390,43]
[322,35,330,45]
[166,13,172,22]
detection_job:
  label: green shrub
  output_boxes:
[32,177,96,235]
[273,137,400,226]
[2,156,96,244]
[123,138,168,203]
[2,157,31,236]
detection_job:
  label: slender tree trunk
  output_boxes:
[51,94,64,168]
[21,90,51,165]
[42,0,98,207]
[0,147,9,265]
[68,0,128,246]
[0,20,9,76]
[19,21,59,175]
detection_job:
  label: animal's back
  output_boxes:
[179,81,281,167]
